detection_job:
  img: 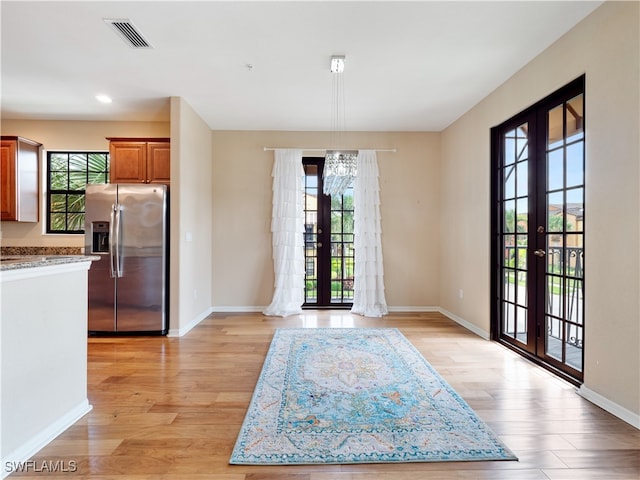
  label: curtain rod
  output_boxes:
[263,147,396,153]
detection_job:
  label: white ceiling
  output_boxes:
[1,1,603,132]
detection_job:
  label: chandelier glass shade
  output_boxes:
[323,55,358,197]
[323,150,358,197]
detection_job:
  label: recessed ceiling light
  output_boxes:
[96,94,112,104]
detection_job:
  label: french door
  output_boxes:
[491,76,585,383]
[303,158,354,307]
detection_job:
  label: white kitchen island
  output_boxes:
[0,255,96,477]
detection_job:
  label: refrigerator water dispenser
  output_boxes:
[92,222,110,253]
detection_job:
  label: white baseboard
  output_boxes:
[387,306,440,313]
[212,306,265,313]
[437,307,490,340]
[1,400,92,479]
[168,307,214,337]
[213,306,450,316]
[578,385,640,430]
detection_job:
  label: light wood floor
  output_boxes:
[14,311,640,479]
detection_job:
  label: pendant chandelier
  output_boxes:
[323,55,358,197]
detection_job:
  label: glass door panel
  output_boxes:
[492,76,585,383]
[543,93,585,375]
[330,188,355,303]
[498,123,532,350]
[303,163,319,304]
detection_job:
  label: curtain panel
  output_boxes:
[351,150,388,317]
[263,149,305,317]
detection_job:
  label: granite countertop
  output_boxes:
[0,255,99,271]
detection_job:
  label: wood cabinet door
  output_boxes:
[0,140,17,220]
[146,142,171,185]
[110,142,147,184]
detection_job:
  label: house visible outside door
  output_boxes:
[491,76,585,383]
[303,158,354,307]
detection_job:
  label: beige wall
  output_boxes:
[440,1,639,419]
[0,119,169,246]
[211,131,441,309]
[169,97,214,335]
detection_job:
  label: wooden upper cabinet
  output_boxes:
[1,136,41,222]
[146,142,171,185]
[108,138,170,186]
[109,141,147,183]
[0,140,17,220]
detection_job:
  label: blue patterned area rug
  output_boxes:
[229,328,517,465]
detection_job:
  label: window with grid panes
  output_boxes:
[47,151,109,233]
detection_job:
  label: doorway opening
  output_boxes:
[303,157,354,308]
[491,76,585,384]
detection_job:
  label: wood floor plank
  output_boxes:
[9,311,640,479]
[542,467,640,480]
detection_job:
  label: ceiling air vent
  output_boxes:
[104,18,152,49]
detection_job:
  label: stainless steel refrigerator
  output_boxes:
[85,184,168,335]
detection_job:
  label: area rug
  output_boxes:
[229,328,517,465]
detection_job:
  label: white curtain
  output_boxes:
[351,150,388,317]
[263,149,305,317]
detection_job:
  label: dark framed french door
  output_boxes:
[302,157,354,308]
[491,76,585,384]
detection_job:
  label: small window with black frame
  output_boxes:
[46,151,109,233]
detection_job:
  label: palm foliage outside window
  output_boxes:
[47,151,109,233]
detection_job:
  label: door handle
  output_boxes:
[534,249,546,257]
[112,204,124,278]
[109,205,117,278]
[318,242,323,248]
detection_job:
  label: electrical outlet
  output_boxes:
[459,289,464,299]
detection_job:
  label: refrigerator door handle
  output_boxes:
[113,204,124,278]
[109,204,117,278]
